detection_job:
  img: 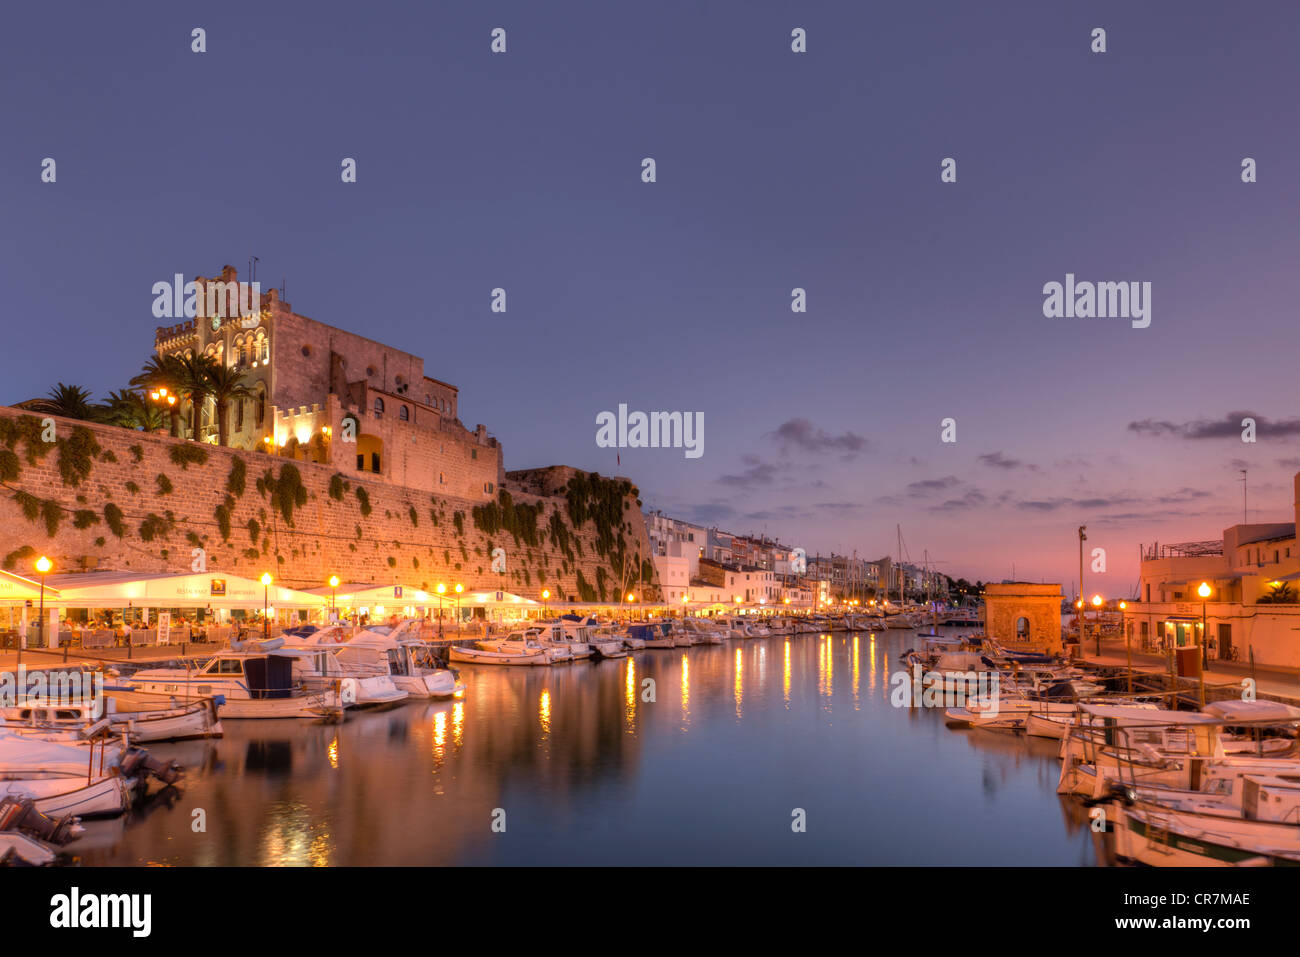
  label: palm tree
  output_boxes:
[130,355,185,437]
[205,364,254,446]
[98,388,163,432]
[174,354,220,440]
[16,383,97,420]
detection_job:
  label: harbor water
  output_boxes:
[74,628,1101,866]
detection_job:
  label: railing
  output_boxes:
[1141,541,1224,561]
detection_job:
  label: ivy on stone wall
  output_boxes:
[170,445,209,469]
[73,510,100,530]
[0,449,18,483]
[356,486,372,517]
[128,445,144,464]
[139,513,169,542]
[13,490,40,521]
[2,546,35,571]
[57,427,100,487]
[0,416,51,466]
[215,504,232,542]
[156,474,173,495]
[41,500,61,537]
[104,503,125,537]
[329,474,346,501]
[227,456,246,497]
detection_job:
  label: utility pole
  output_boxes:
[1078,526,1087,658]
[1240,469,1248,524]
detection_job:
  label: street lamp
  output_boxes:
[29,556,52,664]
[260,572,272,640]
[1197,581,1212,666]
[1091,594,1103,656]
[436,583,446,637]
[1118,600,1131,691]
[329,575,339,616]
[541,588,550,618]
[454,583,463,634]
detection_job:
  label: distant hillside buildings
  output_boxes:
[644,508,947,609]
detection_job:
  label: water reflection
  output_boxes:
[74,630,1099,866]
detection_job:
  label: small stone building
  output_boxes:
[983,582,1063,653]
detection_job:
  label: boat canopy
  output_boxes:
[1078,704,1222,727]
[1203,700,1300,723]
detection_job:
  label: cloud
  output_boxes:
[906,476,961,496]
[979,451,1038,471]
[768,418,868,457]
[716,460,779,489]
[1128,411,1300,440]
[676,503,736,525]
[929,489,987,512]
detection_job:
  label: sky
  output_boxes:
[2,1,1298,595]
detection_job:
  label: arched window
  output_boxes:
[256,390,266,427]
[373,397,384,417]
[399,405,409,421]
[1015,616,1030,639]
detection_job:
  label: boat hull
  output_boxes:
[449,647,549,666]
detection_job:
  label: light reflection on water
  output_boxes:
[74,629,1099,866]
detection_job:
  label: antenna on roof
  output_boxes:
[1239,469,1248,524]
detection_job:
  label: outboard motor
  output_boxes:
[120,748,184,786]
[0,797,83,845]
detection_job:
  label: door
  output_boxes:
[1218,623,1232,660]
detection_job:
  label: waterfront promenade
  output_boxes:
[1079,637,1300,705]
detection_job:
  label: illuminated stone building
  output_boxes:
[153,265,503,501]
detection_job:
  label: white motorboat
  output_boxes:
[336,628,462,699]
[626,623,673,648]
[0,733,136,818]
[558,616,626,658]
[452,632,551,665]
[1057,704,1300,798]
[128,642,345,719]
[2,689,223,743]
[684,619,725,644]
[1105,779,1300,866]
[277,628,410,708]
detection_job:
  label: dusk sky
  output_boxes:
[3,2,1298,594]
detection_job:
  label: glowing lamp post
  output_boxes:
[542,589,550,618]
[260,573,272,640]
[329,575,339,616]
[455,584,463,634]
[1197,580,1212,663]
[436,584,446,637]
[28,555,53,664]
[1119,600,1131,692]
[1091,594,1103,656]
[1195,581,1213,706]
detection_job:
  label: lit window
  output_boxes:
[373,397,384,417]
[399,406,409,421]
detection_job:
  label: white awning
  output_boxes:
[40,571,326,609]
